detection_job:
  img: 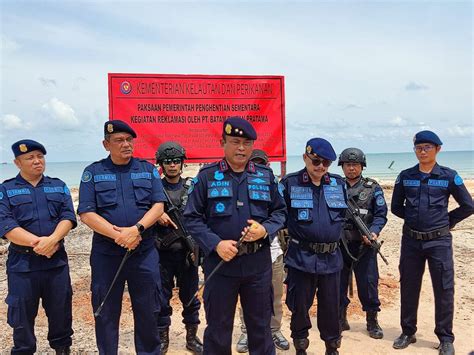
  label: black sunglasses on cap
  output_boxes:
[305,153,332,167]
[162,158,183,165]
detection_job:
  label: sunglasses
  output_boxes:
[306,153,332,167]
[162,158,183,165]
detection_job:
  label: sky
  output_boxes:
[1,0,472,162]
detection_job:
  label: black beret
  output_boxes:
[11,139,47,157]
[104,120,137,138]
[223,116,257,140]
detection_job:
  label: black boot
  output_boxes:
[55,347,70,355]
[293,338,309,355]
[340,306,350,331]
[159,328,169,354]
[325,339,341,355]
[366,311,383,339]
[185,324,203,355]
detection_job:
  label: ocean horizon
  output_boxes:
[1,150,473,188]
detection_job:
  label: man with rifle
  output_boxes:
[155,142,203,355]
[338,148,388,340]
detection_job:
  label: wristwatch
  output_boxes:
[135,223,145,235]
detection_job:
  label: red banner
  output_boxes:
[108,74,286,163]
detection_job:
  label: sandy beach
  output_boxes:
[0,175,472,354]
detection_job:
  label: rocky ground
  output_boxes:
[0,177,472,354]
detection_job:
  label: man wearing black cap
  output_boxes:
[280,138,346,355]
[236,148,290,353]
[391,130,473,355]
[78,120,167,354]
[183,117,287,354]
[0,139,76,354]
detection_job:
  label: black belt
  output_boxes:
[290,238,339,254]
[237,241,264,256]
[403,225,450,241]
[10,241,64,256]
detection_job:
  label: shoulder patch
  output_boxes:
[153,167,160,179]
[188,176,199,195]
[395,175,401,184]
[64,186,71,196]
[454,174,464,186]
[376,195,386,206]
[278,182,285,197]
[0,191,3,200]
[81,170,92,183]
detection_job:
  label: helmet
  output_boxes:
[156,142,186,163]
[338,148,366,167]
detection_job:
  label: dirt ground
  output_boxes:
[0,180,473,354]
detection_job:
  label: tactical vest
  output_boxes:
[344,177,377,240]
[156,177,192,249]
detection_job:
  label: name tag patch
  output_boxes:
[323,185,347,209]
[290,186,313,200]
[208,180,231,188]
[44,186,65,194]
[7,188,31,197]
[403,180,420,187]
[94,174,117,182]
[428,179,448,188]
[131,172,152,180]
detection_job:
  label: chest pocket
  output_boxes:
[132,179,152,205]
[9,194,34,222]
[95,181,117,207]
[290,186,313,222]
[428,185,448,207]
[45,193,63,218]
[403,180,420,207]
[323,185,347,222]
[248,178,271,219]
[208,180,233,217]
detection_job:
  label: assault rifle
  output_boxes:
[346,198,389,265]
[162,189,201,267]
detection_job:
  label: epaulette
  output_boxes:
[363,177,379,188]
[198,161,219,174]
[253,162,272,171]
[281,170,302,182]
[327,172,344,181]
[2,177,16,184]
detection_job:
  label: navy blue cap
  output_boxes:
[413,130,442,146]
[104,120,137,138]
[305,138,337,161]
[223,116,257,140]
[11,139,47,157]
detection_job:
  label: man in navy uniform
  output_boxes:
[183,117,287,355]
[0,140,76,354]
[78,120,166,354]
[280,138,346,355]
[338,148,387,339]
[236,148,290,353]
[155,141,203,354]
[391,131,473,355]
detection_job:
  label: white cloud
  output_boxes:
[447,125,472,137]
[0,114,33,130]
[41,98,79,128]
[389,116,408,127]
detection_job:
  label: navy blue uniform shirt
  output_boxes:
[391,163,473,236]
[183,160,287,277]
[77,156,166,255]
[281,169,347,274]
[0,174,77,272]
